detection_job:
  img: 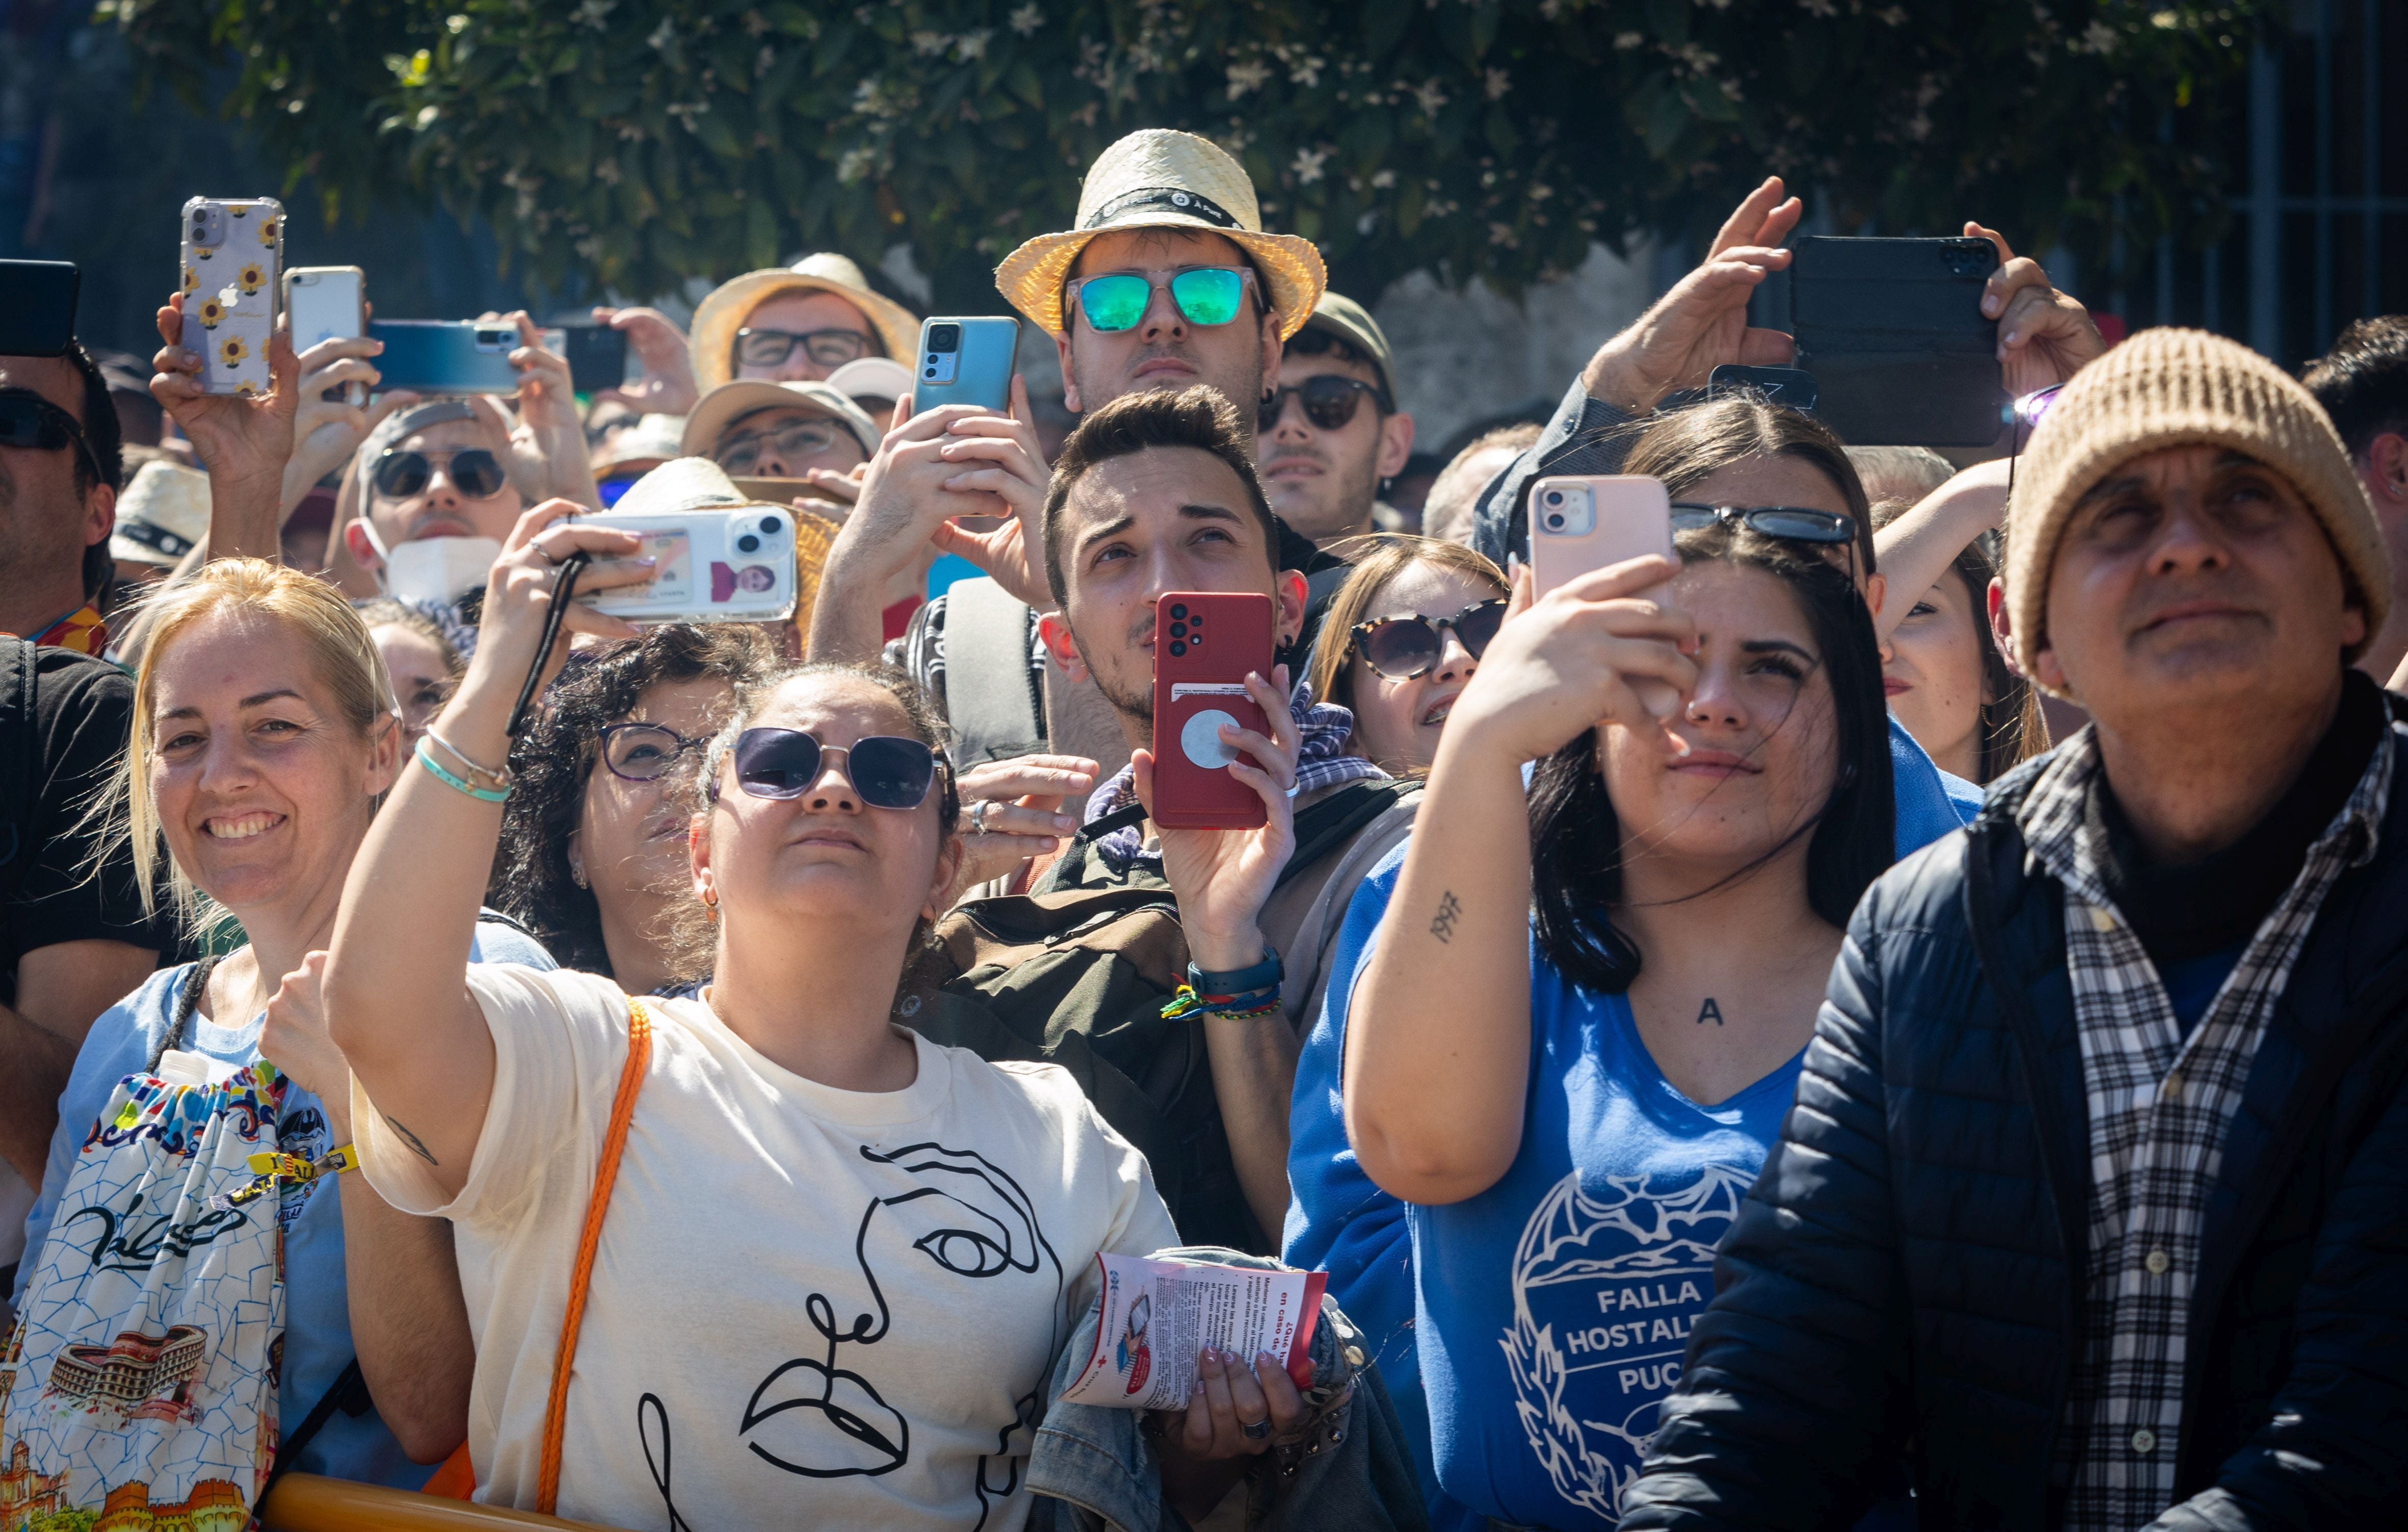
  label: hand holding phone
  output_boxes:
[572,503,803,625]
[1148,592,1277,830]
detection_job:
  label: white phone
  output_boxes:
[285,267,367,405]
[1529,474,1681,716]
[573,504,800,625]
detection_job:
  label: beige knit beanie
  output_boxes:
[2004,326,2387,680]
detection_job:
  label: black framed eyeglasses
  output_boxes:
[1670,502,1858,547]
[599,722,713,782]
[0,388,106,486]
[718,728,939,810]
[1259,375,1391,434]
[734,327,876,370]
[373,447,509,500]
[1351,598,1509,681]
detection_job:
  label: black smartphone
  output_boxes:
[1788,236,2003,447]
[0,261,80,358]
[1708,364,1818,412]
[559,322,629,393]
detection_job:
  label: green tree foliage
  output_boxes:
[102,0,2270,311]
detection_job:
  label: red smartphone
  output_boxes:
[1150,591,1274,830]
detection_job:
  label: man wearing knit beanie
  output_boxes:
[1625,324,2408,1531]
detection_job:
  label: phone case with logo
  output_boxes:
[179,196,283,397]
[1150,591,1274,830]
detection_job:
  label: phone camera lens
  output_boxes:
[1545,512,1566,530]
[1543,490,1563,507]
[927,323,961,351]
[758,515,782,535]
[1168,640,1187,657]
[1169,621,1187,638]
[1169,603,1188,620]
[736,534,762,554]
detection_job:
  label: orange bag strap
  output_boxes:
[534,996,653,1515]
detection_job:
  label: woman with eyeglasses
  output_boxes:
[1306,539,1509,772]
[489,624,776,990]
[325,501,1297,1526]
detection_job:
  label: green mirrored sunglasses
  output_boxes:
[1067,267,1255,333]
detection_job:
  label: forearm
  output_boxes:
[807,544,903,664]
[207,469,286,563]
[336,1147,475,1463]
[0,1005,77,1186]
[1870,467,2008,642]
[1345,737,1534,1203]
[1200,1009,1299,1238]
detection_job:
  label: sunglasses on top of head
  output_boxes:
[0,389,106,485]
[1066,266,1258,334]
[1669,502,1857,547]
[1259,375,1390,434]
[712,728,940,810]
[373,446,510,501]
[1350,598,1509,681]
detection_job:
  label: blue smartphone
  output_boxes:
[368,319,521,395]
[913,316,1018,413]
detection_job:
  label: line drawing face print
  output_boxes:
[639,1140,1065,1531]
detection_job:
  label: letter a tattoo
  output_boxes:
[1430,890,1463,943]
[1697,997,1724,1026]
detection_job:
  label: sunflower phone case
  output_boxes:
[179,196,283,397]
[1150,591,1274,830]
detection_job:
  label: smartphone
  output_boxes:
[1788,236,2003,447]
[0,261,78,357]
[914,316,1018,413]
[1530,475,1678,717]
[368,320,521,395]
[1150,591,1274,830]
[572,503,799,624]
[1708,363,1818,413]
[285,267,367,405]
[555,322,629,393]
[179,196,283,397]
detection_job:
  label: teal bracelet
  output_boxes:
[414,738,511,802]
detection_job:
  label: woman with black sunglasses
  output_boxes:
[1306,538,1510,771]
[489,624,776,989]
[325,500,1290,1526]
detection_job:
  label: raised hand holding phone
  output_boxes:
[1454,557,1700,770]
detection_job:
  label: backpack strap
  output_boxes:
[536,995,653,1515]
[943,578,1047,765]
[264,1357,374,1490]
[145,956,220,1075]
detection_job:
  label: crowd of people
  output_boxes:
[2,121,2404,1532]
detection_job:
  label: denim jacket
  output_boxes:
[1029,1247,1432,1532]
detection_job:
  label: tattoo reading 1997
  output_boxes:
[383,1112,440,1166]
[1431,890,1463,943]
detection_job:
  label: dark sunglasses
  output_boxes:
[0,389,106,485]
[1670,502,1858,547]
[734,327,875,370]
[1351,598,1508,681]
[1259,375,1390,434]
[1066,267,1255,333]
[600,721,713,782]
[373,447,509,500]
[721,728,939,810]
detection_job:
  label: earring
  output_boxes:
[569,861,588,889]
[702,886,719,923]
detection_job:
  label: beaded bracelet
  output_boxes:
[415,738,512,802]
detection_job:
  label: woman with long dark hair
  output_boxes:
[1334,523,1893,1530]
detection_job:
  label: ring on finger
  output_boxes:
[1239,1415,1273,1440]
[970,800,991,835]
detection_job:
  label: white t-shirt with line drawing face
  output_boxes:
[354,965,1179,1532]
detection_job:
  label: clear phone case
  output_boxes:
[180,196,283,397]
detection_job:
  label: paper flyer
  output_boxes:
[1060,1253,1327,1411]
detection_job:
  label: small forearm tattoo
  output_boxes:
[1430,890,1463,943]
[383,1111,440,1166]
[1697,998,1724,1026]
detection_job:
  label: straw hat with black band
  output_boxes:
[687,253,923,394]
[994,129,1328,341]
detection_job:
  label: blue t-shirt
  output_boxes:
[1889,713,1982,860]
[14,919,553,1489]
[1292,849,1802,1529]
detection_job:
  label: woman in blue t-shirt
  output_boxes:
[1339,520,1894,1529]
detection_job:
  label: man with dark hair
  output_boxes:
[2302,315,2408,682]
[1,340,124,654]
[1259,293,1415,547]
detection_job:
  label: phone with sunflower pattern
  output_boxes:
[179,196,283,397]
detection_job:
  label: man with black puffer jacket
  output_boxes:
[1622,328,2408,1532]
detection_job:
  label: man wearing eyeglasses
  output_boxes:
[0,344,122,654]
[341,401,530,653]
[1260,294,1417,549]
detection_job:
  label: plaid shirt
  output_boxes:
[2017,720,2395,1531]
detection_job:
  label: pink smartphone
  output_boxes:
[1529,474,1681,716]
[1528,474,1674,598]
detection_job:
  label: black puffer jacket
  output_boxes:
[1620,746,2408,1531]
